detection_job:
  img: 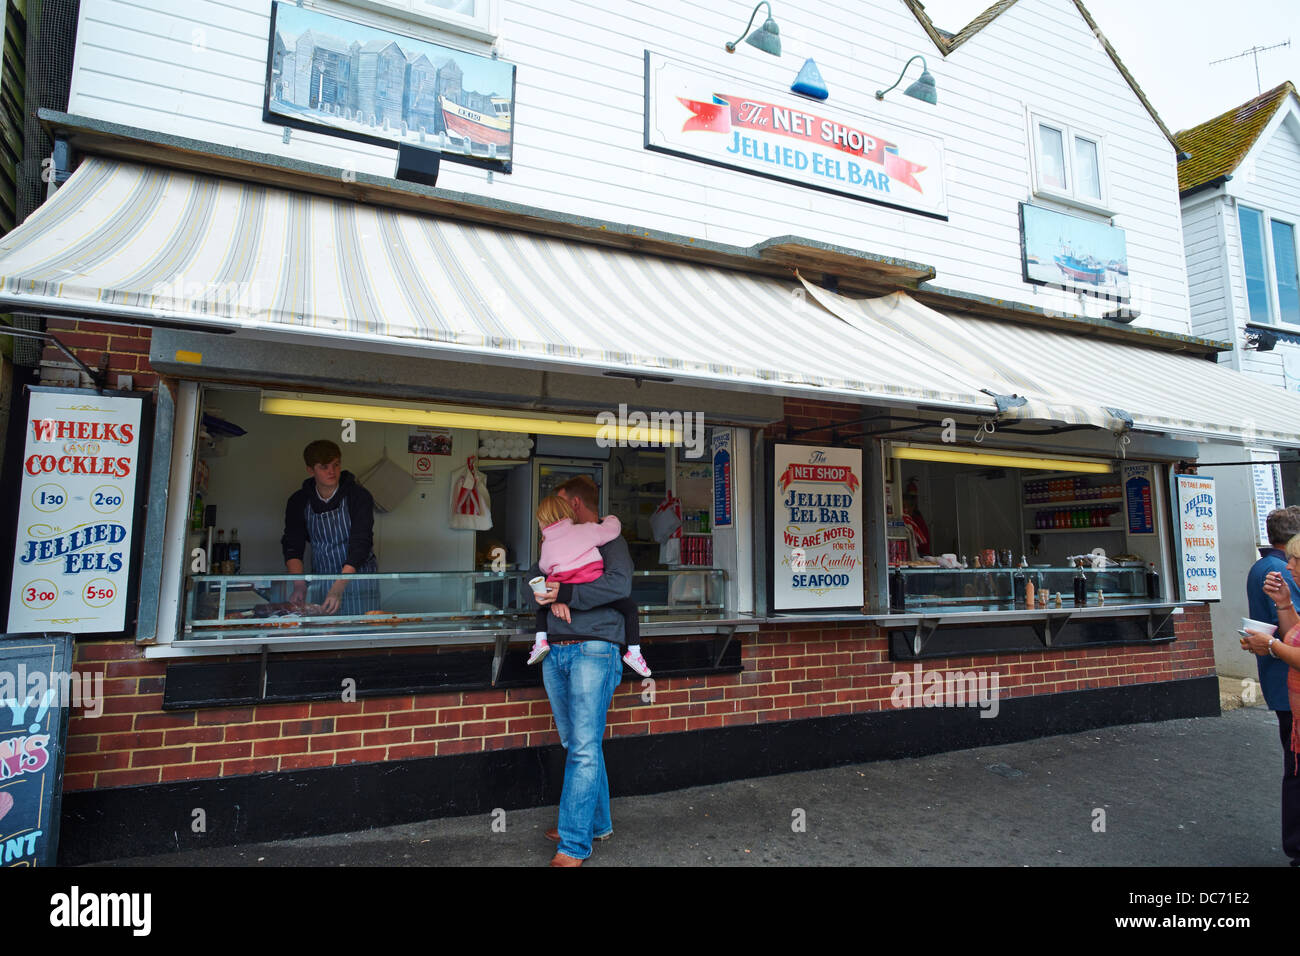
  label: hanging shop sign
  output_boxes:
[772,445,863,611]
[7,390,146,635]
[265,1,517,171]
[645,53,947,218]
[1175,474,1220,602]
[1123,462,1155,535]
[1250,450,1284,548]
[712,431,732,528]
[0,634,74,866]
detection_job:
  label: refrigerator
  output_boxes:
[529,457,609,566]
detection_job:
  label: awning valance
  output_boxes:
[4,156,1300,447]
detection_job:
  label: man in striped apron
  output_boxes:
[282,440,380,616]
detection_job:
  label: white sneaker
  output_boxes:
[528,640,550,665]
[623,649,651,677]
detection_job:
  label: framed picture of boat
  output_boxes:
[263,1,515,172]
[1019,202,1129,301]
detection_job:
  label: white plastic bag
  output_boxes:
[449,456,493,530]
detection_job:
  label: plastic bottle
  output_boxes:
[228,528,241,574]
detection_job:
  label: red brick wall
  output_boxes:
[40,318,157,389]
[62,606,1215,792]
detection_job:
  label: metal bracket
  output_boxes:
[260,645,270,699]
[0,326,108,389]
[1146,606,1175,640]
[712,625,739,667]
[283,127,292,144]
[912,618,941,656]
[490,633,510,686]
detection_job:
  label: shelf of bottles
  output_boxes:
[1024,475,1122,533]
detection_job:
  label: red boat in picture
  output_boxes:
[440,95,511,148]
[1053,251,1106,284]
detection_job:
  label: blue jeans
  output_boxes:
[542,639,624,860]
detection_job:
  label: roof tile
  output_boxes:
[1174,82,1297,194]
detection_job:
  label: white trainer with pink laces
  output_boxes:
[622,649,651,677]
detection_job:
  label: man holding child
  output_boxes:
[530,475,631,867]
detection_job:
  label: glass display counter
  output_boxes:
[183,569,728,642]
[888,564,1152,613]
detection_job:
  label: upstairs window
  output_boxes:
[349,0,497,40]
[1030,114,1109,210]
[1240,205,1300,326]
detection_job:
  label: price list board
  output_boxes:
[1174,474,1220,602]
[6,389,146,634]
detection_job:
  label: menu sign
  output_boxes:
[1175,474,1220,602]
[1123,463,1154,535]
[0,635,74,866]
[773,445,863,611]
[6,390,144,634]
[712,431,732,528]
[1251,451,1284,548]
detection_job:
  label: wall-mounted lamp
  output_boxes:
[1245,329,1278,351]
[790,58,828,100]
[875,54,937,105]
[725,2,781,56]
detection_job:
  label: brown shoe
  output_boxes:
[546,827,611,842]
[549,851,583,867]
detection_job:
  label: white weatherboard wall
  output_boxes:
[67,0,1191,331]
[1183,100,1300,386]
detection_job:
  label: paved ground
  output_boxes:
[98,700,1294,867]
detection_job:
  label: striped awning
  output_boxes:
[3,156,1300,446]
[0,157,1000,413]
[802,282,1300,446]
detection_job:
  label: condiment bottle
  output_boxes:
[1073,561,1088,607]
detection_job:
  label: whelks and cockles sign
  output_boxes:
[6,389,145,635]
[645,53,947,218]
[772,445,864,612]
[1175,474,1220,602]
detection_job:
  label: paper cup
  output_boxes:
[1242,617,1277,636]
[529,576,549,595]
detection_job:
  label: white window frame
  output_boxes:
[343,0,498,42]
[1268,214,1300,326]
[1238,202,1300,327]
[1028,112,1112,214]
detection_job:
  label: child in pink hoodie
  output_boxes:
[528,495,650,676]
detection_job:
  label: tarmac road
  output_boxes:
[97,705,1292,867]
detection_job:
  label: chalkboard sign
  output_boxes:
[0,634,74,866]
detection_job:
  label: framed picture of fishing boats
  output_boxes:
[263,1,515,172]
[1019,202,1129,301]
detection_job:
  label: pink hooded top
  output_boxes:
[539,516,623,584]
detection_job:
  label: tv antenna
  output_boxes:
[1209,40,1290,94]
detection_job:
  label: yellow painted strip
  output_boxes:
[174,350,202,364]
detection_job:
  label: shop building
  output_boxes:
[1176,81,1300,679]
[3,0,1298,863]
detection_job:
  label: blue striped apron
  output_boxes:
[306,494,379,616]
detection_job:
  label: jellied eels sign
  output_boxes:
[773,445,864,611]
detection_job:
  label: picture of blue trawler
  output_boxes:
[1020,202,1130,300]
